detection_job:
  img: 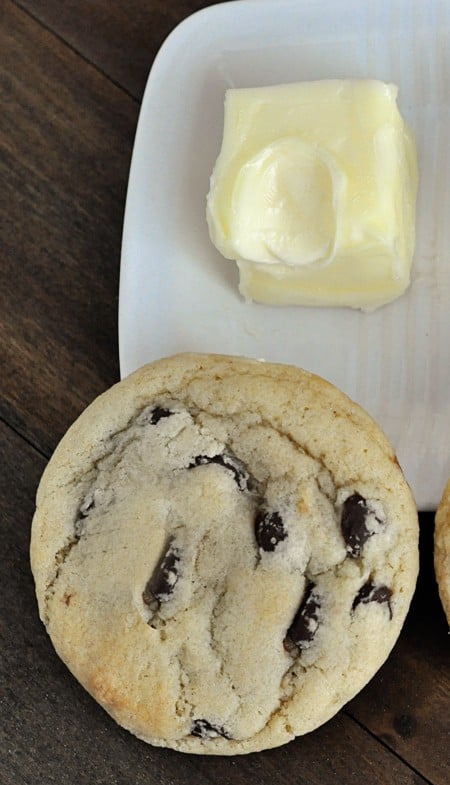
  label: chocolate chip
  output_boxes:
[352,580,393,619]
[188,452,254,492]
[149,406,173,425]
[143,538,180,608]
[78,494,95,520]
[74,494,96,537]
[340,493,379,557]
[284,583,321,654]
[191,719,230,739]
[255,510,287,551]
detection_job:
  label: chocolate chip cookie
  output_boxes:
[30,353,419,754]
[435,480,450,625]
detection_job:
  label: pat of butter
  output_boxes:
[206,80,418,310]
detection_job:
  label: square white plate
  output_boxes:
[119,0,450,510]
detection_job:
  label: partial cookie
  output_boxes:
[435,480,450,625]
[31,353,419,754]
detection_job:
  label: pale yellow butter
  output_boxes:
[206,80,418,310]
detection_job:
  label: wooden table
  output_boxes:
[1,2,448,783]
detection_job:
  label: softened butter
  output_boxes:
[206,79,418,310]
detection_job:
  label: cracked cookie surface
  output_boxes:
[435,479,450,626]
[30,353,419,754]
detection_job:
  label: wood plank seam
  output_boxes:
[0,414,50,462]
[344,709,433,785]
[10,0,140,103]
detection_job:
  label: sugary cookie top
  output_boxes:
[31,354,419,754]
[435,479,450,625]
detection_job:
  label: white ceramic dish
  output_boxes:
[119,0,450,510]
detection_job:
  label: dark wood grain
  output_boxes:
[14,0,218,100]
[1,1,137,455]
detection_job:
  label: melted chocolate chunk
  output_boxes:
[149,406,173,425]
[143,538,180,607]
[75,494,96,537]
[352,580,393,619]
[191,719,230,739]
[340,493,379,557]
[255,510,287,551]
[188,452,254,492]
[284,583,321,654]
[78,495,95,520]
